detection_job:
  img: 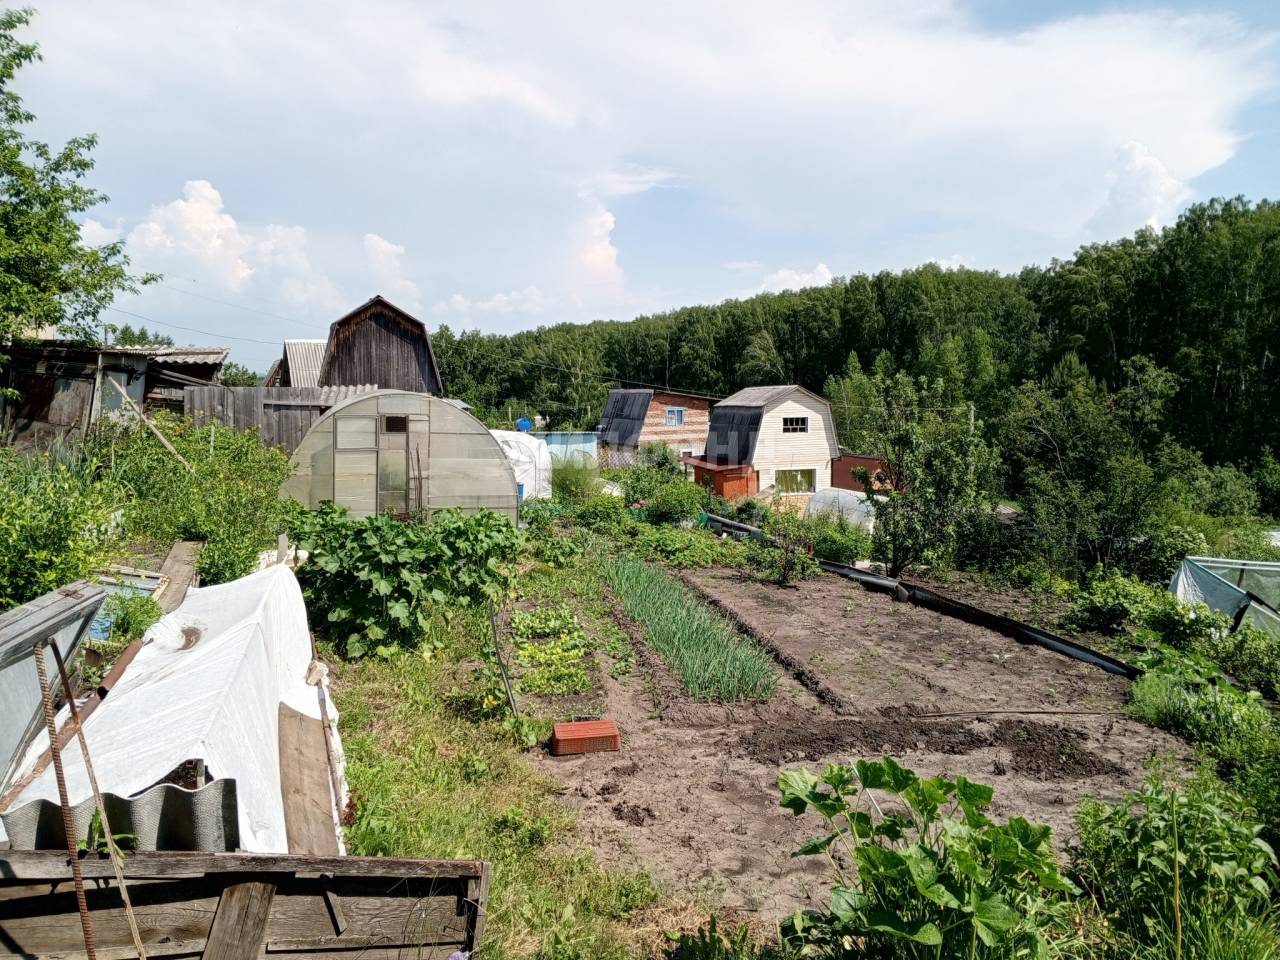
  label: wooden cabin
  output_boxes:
[596,388,715,467]
[682,385,840,502]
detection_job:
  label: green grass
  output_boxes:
[331,618,661,960]
[601,554,777,702]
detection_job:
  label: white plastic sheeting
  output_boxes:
[1,565,333,853]
[492,430,552,500]
[1171,556,1280,642]
[806,487,876,531]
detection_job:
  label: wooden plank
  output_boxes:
[278,704,340,856]
[203,881,275,960]
[0,851,487,882]
[158,541,200,612]
[0,873,474,958]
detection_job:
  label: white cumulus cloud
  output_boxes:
[759,262,835,293]
[1087,141,1193,237]
[435,286,551,315]
[363,233,421,312]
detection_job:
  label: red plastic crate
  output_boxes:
[550,719,621,756]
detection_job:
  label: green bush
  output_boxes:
[103,590,163,644]
[620,466,678,506]
[1118,523,1208,584]
[778,757,1079,959]
[1063,567,1159,633]
[100,414,292,584]
[0,448,122,610]
[637,442,683,473]
[644,480,706,525]
[551,452,601,501]
[746,509,819,585]
[804,513,872,565]
[572,493,628,529]
[1074,769,1277,951]
[1256,447,1280,519]
[291,504,523,657]
[602,553,776,701]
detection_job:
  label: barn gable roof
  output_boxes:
[317,295,444,394]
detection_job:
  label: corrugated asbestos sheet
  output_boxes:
[717,384,798,407]
[598,389,653,447]
[703,406,762,465]
[283,339,327,387]
[2,780,239,851]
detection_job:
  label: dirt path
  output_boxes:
[536,565,1188,920]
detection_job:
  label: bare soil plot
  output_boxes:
[535,566,1187,920]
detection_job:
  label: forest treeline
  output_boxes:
[435,196,1279,471]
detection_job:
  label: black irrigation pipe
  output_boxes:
[701,514,1141,681]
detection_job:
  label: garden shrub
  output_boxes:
[1117,522,1208,584]
[637,442,682,473]
[644,479,706,524]
[778,757,1079,959]
[572,493,628,530]
[1062,567,1159,633]
[83,590,164,685]
[1074,768,1277,950]
[620,466,678,506]
[101,414,291,584]
[803,513,871,565]
[0,448,122,610]
[746,509,818,585]
[291,504,523,657]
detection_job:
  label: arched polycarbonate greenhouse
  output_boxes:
[280,390,518,521]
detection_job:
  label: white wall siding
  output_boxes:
[752,392,839,493]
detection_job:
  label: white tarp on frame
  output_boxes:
[1,565,334,853]
[1171,556,1280,641]
[492,429,553,501]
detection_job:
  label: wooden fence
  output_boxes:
[183,385,377,453]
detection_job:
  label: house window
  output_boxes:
[775,469,816,494]
[782,416,808,433]
[665,407,686,426]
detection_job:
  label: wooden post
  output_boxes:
[106,376,194,472]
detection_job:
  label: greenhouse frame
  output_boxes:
[280,390,518,520]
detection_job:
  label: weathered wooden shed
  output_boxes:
[267,296,444,394]
[280,390,517,520]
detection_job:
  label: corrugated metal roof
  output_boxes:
[717,385,801,407]
[284,339,327,387]
[704,407,763,465]
[598,389,653,448]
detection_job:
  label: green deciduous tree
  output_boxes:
[854,371,994,577]
[0,8,153,350]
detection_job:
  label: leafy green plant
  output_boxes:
[1073,768,1277,952]
[804,513,872,565]
[0,447,123,610]
[778,757,1079,959]
[665,916,764,960]
[511,606,592,696]
[1062,567,1158,633]
[602,554,776,701]
[746,509,819,585]
[291,504,523,657]
[621,525,746,569]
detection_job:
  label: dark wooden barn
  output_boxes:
[317,296,444,394]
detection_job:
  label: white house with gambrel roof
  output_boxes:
[685,384,840,497]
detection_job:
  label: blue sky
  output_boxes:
[18,1,1280,370]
